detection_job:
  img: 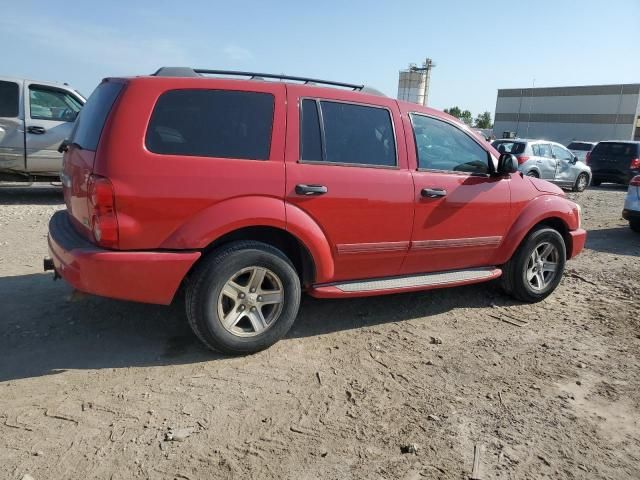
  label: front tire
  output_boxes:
[501,227,566,303]
[572,173,589,192]
[185,241,301,354]
[591,178,601,186]
[630,220,640,233]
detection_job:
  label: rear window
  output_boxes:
[567,142,593,151]
[70,81,123,151]
[146,89,274,160]
[592,142,639,157]
[0,80,19,117]
[493,141,526,155]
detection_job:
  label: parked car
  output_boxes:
[0,76,85,181]
[45,67,586,354]
[588,141,640,186]
[567,141,596,162]
[491,139,591,192]
[622,175,640,232]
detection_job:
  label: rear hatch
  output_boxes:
[589,142,638,174]
[62,80,125,238]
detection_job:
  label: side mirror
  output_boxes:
[572,155,579,164]
[496,153,519,175]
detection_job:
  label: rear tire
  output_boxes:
[526,171,539,178]
[185,241,301,355]
[501,226,566,303]
[591,178,601,186]
[630,220,640,233]
[572,173,589,192]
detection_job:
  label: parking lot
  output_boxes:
[0,185,638,479]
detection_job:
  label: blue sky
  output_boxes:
[2,0,639,117]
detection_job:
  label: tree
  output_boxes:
[459,110,473,126]
[474,111,493,129]
[443,106,462,118]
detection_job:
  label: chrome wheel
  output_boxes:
[217,266,284,337]
[525,242,559,291]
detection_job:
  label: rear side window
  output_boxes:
[71,81,122,151]
[494,141,525,155]
[567,142,593,151]
[0,80,19,117]
[146,90,274,160]
[592,142,638,157]
[300,99,396,167]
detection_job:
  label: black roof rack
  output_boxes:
[152,67,366,91]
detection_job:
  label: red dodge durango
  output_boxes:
[46,67,587,354]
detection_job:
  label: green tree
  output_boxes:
[474,111,493,129]
[459,110,473,126]
[443,106,462,118]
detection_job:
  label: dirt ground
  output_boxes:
[0,184,639,480]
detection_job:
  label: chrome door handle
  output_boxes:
[421,188,447,198]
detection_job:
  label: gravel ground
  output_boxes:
[0,184,639,480]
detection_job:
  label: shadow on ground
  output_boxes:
[0,185,63,205]
[585,226,640,257]
[0,272,514,382]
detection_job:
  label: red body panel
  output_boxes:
[48,75,586,305]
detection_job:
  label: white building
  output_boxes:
[493,84,640,145]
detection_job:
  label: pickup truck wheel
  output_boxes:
[501,227,566,303]
[185,241,301,355]
[572,173,589,192]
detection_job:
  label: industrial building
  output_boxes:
[397,59,435,106]
[493,84,640,145]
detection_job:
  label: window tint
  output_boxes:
[300,99,322,161]
[412,114,489,173]
[147,89,274,160]
[318,101,396,166]
[71,81,122,151]
[567,142,593,151]
[552,145,573,161]
[29,86,82,122]
[0,80,19,117]
[592,142,638,157]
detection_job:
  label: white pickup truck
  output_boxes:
[0,76,85,182]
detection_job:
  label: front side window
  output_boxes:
[0,80,19,117]
[146,89,275,160]
[300,99,396,167]
[552,145,573,161]
[411,114,489,174]
[29,86,82,122]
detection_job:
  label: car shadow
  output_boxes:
[0,185,63,206]
[0,272,516,382]
[585,226,640,257]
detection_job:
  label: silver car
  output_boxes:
[0,76,85,181]
[492,138,592,192]
[567,141,596,163]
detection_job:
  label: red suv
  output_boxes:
[46,67,586,354]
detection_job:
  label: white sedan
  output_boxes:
[622,175,640,233]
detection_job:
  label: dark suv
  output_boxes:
[589,141,640,186]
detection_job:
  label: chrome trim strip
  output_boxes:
[336,241,409,255]
[411,236,502,251]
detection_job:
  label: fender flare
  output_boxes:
[493,194,579,265]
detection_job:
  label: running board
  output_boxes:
[309,267,501,298]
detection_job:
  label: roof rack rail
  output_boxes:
[152,67,365,91]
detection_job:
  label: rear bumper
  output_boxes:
[568,228,587,259]
[622,209,640,221]
[47,210,200,304]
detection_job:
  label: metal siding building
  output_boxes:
[493,84,640,145]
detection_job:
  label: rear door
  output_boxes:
[401,110,511,274]
[0,79,25,174]
[535,143,556,179]
[25,82,83,175]
[284,86,413,282]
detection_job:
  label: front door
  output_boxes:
[25,83,83,175]
[285,87,414,282]
[0,79,25,173]
[552,144,577,186]
[401,112,511,274]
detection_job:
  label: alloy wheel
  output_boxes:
[525,242,559,291]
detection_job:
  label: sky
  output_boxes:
[2,0,639,117]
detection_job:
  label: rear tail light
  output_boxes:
[630,158,640,169]
[630,176,640,186]
[516,155,529,165]
[87,175,118,248]
[585,151,591,165]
